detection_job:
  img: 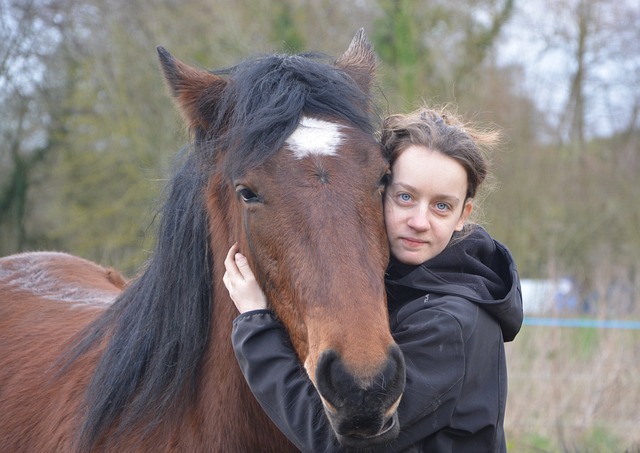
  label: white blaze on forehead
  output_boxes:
[286,116,343,159]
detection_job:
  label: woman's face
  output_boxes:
[384,145,472,266]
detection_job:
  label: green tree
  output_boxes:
[271,0,305,52]
[373,0,515,111]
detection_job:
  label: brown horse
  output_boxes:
[0,30,405,452]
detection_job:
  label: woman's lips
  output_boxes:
[400,237,427,247]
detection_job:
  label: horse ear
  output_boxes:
[157,47,227,132]
[334,28,376,95]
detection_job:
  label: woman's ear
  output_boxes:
[455,199,474,231]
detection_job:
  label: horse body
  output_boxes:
[0,31,405,452]
[0,252,120,451]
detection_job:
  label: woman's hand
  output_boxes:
[223,243,268,313]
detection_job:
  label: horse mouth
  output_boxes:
[335,412,400,449]
[351,414,396,439]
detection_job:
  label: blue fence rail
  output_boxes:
[523,317,640,330]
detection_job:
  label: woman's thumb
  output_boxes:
[235,253,255,280]
[235,253,250,270]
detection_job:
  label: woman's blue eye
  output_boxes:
[435,202,449,211]
[399,193,412,202]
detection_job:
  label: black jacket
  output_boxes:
[232,226,523,452]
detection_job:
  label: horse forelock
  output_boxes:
[205,53,374,180]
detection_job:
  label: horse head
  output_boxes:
[158,30,405,448]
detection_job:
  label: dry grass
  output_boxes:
[505,320,640,452]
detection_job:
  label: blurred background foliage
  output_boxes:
[1,0,639,298]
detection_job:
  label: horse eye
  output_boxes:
[237,187,260,203]
[378,171,391,190]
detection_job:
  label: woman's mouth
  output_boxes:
[400,237,427,247]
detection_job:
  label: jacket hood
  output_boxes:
[385,226,523,341]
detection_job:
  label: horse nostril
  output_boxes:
[315,349,348,409]
[387,344,406,403]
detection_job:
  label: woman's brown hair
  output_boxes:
[380,106,500,200]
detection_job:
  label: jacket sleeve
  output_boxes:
[232,305,467,452]
[232,310,344,452]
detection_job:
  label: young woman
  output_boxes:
[223,107,523,452]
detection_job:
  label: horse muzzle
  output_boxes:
[315,345,406,448]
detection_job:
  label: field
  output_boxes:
[505,321,640,452]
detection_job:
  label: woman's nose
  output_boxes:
[406,207,430,231]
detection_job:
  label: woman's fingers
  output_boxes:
[224,242,257,282]
[234,252,256,281]
[223,242,268,312]
[224,242,241,280]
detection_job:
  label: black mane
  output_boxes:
[66,50,375,451]
[65,150,212,450]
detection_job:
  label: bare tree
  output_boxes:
[0,0,73,251]
[509,0,640,151]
